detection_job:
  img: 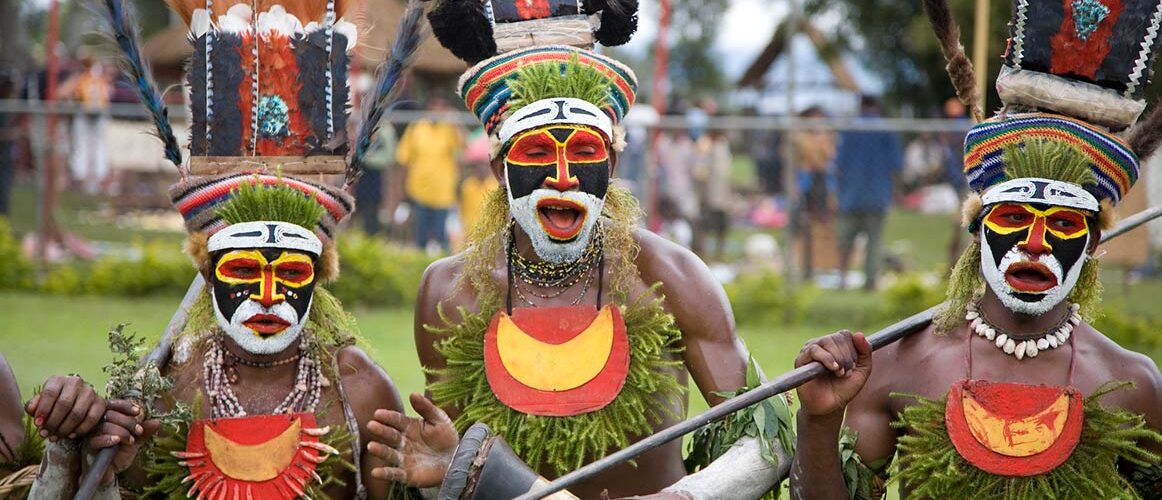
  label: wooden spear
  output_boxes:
[516,206,1162,500]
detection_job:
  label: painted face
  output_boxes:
[504,125,610,263]
[979,202,1091,315]
[211,248,316,354]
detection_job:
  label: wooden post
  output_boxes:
[647,0,670,232]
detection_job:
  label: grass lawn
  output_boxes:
[0,291,830,420]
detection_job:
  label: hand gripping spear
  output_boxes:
[74,275,205,500]
[515,205,1162,500]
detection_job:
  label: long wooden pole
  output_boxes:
[517,206,1162,500]
[972,0,991,109]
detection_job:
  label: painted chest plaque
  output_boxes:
[484,305,630,416]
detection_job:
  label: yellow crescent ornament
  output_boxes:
[203,417,302,481]
[496,306,615,391]
[961,389,1070,457]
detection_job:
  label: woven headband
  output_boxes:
[963,113,1138,204]
[169,173,354,242]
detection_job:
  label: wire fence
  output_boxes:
[1,99,1158,289]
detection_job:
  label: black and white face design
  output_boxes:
[979,202,1092,316]
[504,125,611,263]
[211,248,317,354]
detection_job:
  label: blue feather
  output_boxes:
[94,0,183,168]
[347,0,427,187]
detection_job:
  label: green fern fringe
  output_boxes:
[0,414,46,499]
[215,177,326,230]
[427,286,686,476]
[891,381,1161,499]
[506,53,613,115]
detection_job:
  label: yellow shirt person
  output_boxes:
[396,119,463,209]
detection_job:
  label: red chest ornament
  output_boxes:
[177,413,335,498]
[484,305,630,416]
[944,379,1084,476]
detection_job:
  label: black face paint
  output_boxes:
[211,248,317,322]
[503,126,611,199]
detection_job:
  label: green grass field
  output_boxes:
[0,290,832,419]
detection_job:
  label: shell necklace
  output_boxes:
[965,301,1080,360]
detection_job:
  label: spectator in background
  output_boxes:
[834,95,903,291]
[790,106,837,281]
[396,97,463,253]
[57,56,112,194]
[458,128,498,246]
[694,123,733,261]
[0,70,20,216]
[355,123,397,235]
[656,125,699,247]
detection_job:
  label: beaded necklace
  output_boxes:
[203,334,325,419]
[507,222,605,307]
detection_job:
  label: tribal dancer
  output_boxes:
[26,0,424,498]
[363,2,793,498]
[791,0,1162,498]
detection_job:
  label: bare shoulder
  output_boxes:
[632,227,710,284]
[1081,325,1162,415]
[415,254,473,329]
[335,346,404,414]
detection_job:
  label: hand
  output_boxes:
[367,393,459,488]
[25,375,107,442]
[83,399,161,486]
[794,330,873,418]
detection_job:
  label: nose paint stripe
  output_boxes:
[544,143,580,190]
[1018,215,1052,253]
[250,267,286,305]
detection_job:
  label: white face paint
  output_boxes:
[212,296,312,355]
[980,235,1088,316]
[508,186,604,264]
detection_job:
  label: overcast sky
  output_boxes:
[623,0,787,79]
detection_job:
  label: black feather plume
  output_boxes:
[347,0,427,188]
[428,0,496,64]
[93,0,183,168]
[586,0,638,47]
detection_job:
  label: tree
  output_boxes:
[665,0,731,103]
[806,0,1162,115]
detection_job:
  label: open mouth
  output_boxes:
[1004,261,1058,293]
[243,314,291,336]
[536,198,587,241]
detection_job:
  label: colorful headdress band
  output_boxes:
[963,113,1138,204]
[458,45,637,140]
[170,173,354,243]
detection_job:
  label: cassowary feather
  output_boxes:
[428,0,496,64]
[586,0,638,47]
[296,30,351,155]
[347,0,426,187]
[295,31,330,151]
[204,32,244,156]
[95,0,184,168]
[922,0,982,123]
[189,34,209,156]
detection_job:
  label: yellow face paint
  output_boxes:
[214,250,316,305]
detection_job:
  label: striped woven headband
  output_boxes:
[458,45,637,137]
[169,173,354,241]
[963,113,1138,204]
